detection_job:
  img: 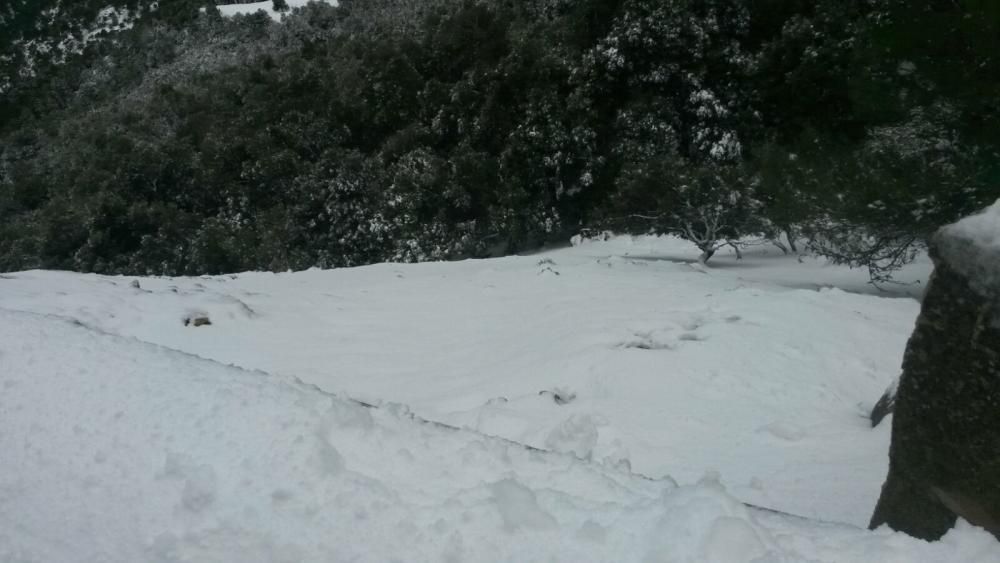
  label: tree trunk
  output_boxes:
[699,247,715,264]
[784,227,798,254]
[772,239,790,255]
[724,241,744,259]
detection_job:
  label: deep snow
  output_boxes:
[3,235,995,561]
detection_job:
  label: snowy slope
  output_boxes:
[2,306,997,562]
[0,236,929,527]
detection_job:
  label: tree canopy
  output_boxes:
[1,0,996,277]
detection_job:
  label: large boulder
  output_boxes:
[870,201,1000,540]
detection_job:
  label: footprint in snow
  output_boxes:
[619,331,675,351]
[757,421,806,442]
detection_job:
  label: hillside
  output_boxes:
[6,236,998,561]
[2,1,999,558]
[2,1,998,279]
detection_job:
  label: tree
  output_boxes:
[799,0,1000,282]
[610,156,763,263]
[3,0,995,278]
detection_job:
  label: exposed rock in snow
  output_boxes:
[871,203,1000,540]
[935,199,1000,304]
[869,377,898,428]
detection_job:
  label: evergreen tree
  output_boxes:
[799,0,1000,281]
[0,0,994,279]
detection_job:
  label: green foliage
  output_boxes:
[0,0,995,278]
[796,0,1000,280]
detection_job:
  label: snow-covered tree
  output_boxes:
[610,155,763,263]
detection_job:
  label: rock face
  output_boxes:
[870,202,1000,540]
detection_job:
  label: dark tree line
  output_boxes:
[1,0,997,277]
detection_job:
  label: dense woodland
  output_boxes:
[1,0,997,279]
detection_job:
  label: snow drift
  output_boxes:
[2,307,997,562]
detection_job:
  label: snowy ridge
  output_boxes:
[3,306,998,562]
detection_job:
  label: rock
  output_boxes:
[130,280,141,289]
[183,316,212,327]
[869,378,898,428]
[539,388,576,406]
[870,202,1000,540]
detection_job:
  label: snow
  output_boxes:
[217,0,337,21]
[936,199,1000,293]
[940,200,1000,249]
[3,234,996,561]
[82,6,135,43]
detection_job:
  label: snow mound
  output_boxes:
[1,308,998,562]
[941,200,1000,253]
[936,199,1000,294]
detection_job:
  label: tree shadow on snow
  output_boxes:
[624,248,927,301]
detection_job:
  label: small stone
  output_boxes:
[183,316,212,327]
[869,380,897,428]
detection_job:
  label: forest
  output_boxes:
[1,0,997,280]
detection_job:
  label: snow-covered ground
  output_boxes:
[217,0,337,20]
[3,235,996,561]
